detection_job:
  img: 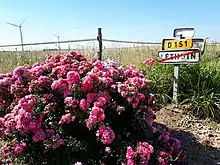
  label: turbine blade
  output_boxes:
[52,34,58,37]
[20,16,28,26]
[6,22,19,27]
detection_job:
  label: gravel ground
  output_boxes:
[155,105,220,165]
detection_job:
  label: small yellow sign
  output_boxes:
[162,38,193,50]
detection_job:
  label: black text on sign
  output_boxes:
[162,39,193,50]
[158,49,201,64]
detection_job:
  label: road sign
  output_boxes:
[158,27,206,105]
[191,37,206,55]
[173,27,195,38]
[158,48,200,64]
[162,38,193,50]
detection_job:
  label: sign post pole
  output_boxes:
[173,64,180,104]
[173,35,182,105]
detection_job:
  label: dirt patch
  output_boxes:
[155,104,220,165]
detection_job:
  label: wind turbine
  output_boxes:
[6,16,28,52]
[52,33,61,50]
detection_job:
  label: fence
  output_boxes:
[0,28,161,59]
[0,28,219,73]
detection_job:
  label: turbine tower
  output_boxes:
[6,16,28,52]
[52,33,61,51]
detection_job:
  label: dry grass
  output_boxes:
[0,45,160,73]
[0,43,219,73]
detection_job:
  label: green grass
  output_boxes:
[140,62,174,106]
[179,60,220,121]
[140,46,220,121]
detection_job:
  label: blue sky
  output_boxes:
[0,0,219,49]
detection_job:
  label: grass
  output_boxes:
[0,43,219,73]
[139,44,220,121]
[179,60,220,121]
[0,44,160,73]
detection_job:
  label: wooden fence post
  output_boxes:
[97,28,103,60]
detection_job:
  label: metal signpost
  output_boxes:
[158,27,206,105]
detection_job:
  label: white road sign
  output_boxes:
[158,48,201,64]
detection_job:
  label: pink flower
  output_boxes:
[94,60,103,69]
[29,66,45,76]
[32,61,41,67]
[139,155,149,165]
[29,120,41,132]
[67,71,80,85]
[59,113,75,125]
[159,151,169,157]
[126,146,137,159]
[132,99,140,108]
[13,66,30,79]
[51,78,71,97]
[89,106,105,124]
[0,117,4,126]
[91,57,97,63]
[15,111,32,133]
[32,129,46,142]
[86,120,93,129]
[43,62,54,70]
[79,99,90,111]
[127,158,136,165]
[44,102,57,112]
[94,97,106,107]
[139,93,146,101]
[86,93,97,103]
[96,125,115,145]
[41,93,54,104]
[82,76,93,91]
[0,77,12,86]
[38,76,51,84]
[136,142,154,162]
[157,157,167,165]
[20,142,27,148]
[144,58,156,67]
[101,92,111,103]
[64,97,79,108]
[158,151,170,165]
[18,94,37,112]
[14,145,23,154]
[57,138,65,146]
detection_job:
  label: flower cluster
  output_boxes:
[143,58,156,67]
[96,125,115,145]
[0,51,185,164]
[125,141,154,165]
[0,139,27,160]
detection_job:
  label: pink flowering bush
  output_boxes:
[0,51,185,165]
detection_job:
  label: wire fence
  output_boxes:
[0,38,97,48]
[0,28,219,73]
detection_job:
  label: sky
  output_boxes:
[0,0,220,50]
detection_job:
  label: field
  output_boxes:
[0,43,220,73]
[0,43,220,164]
